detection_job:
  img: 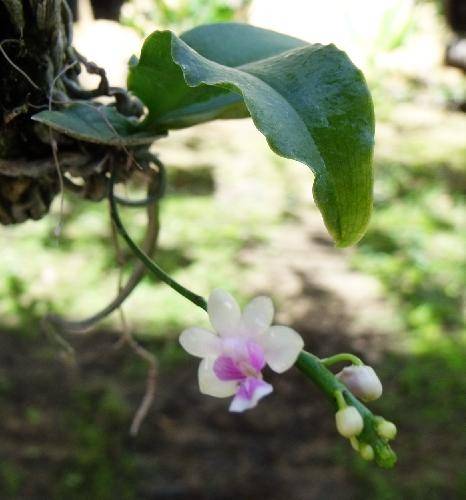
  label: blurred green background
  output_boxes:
[0,0,465,498]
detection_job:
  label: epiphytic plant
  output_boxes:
[1,1,396,467]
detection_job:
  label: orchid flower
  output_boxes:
[179,289,304,412]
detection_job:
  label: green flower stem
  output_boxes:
[295,351,397,468]
[334,390,347,409]
[350,436,360,451]
[295,351,348,409]
[109,170,208,311]
[321,353,364,367]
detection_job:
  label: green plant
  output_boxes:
[1,1,398,468]
[122,0,251,35]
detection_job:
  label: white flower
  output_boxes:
[335,406,364,438]
[336,365,383,402]
[179,289,304,412]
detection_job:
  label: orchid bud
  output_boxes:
[335,406,364,438]
[360,443,374,461]
[376,419,397,440]
[336,365,383,402]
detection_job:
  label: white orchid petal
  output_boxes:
[198,358,237,397]
[207,288,241,336]
[241,296,274,336]
[179,327,221,358]
[262,325,304,373]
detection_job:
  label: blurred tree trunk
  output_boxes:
[445,0,466,72]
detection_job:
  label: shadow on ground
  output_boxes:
[0,321,463,499]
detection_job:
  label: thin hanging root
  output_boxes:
[47,61,80,237]
[116,307,158,436]
[114,159,166,207]
[111,201,157,436]
[42,174,160,332]
[129,344,157,436]
[49,133,65,237]
[42,170,162,433]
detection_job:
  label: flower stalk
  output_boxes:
[321,353,364,367]
[108,173,397,468]
[109,168,208,311]
[295,351,397,468]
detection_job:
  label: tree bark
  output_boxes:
[0,0,143,225]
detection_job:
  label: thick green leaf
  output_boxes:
[128,23,308,129]
[128,23,375,246]
[32,103,161,146]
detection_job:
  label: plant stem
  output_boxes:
[334,390,347,409]
[296,351,396,468]
[295,351,372,415]
[321,353,364,367]
[108,169,208,311]
[295,351,347,410]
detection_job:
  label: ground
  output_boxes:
[0,104,464,499]
[0,322,464,499]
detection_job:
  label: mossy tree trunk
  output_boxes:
[0,0,142,225]
[0,1,75,223]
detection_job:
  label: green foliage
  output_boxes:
[122,0,250,34]
[353,159,465,342]
[152,0,246,28]
[30,22,375,247]
[1,5,462,492]
[54,386,135,499]
[371,0,415,53]
[2,275,53,334]
[33,104,160,146]
[0,177,263,333]
[128,23,375,246]
[128,24,305,126]
[31,23,375,247]
[0,462,24,498]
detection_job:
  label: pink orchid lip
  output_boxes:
[213,355,246,381]
[213,340,266,381]
[229,377,273,412]
[235,377,270,401]
[212,340,273,409]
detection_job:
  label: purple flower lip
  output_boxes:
[213,355,247,381]
[229,377,273,412]
[213,340,265,381]
[213,341,272,409]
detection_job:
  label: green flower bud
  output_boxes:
[360,443,374,461]
[335,406,364,438]
[377,420,397,440]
